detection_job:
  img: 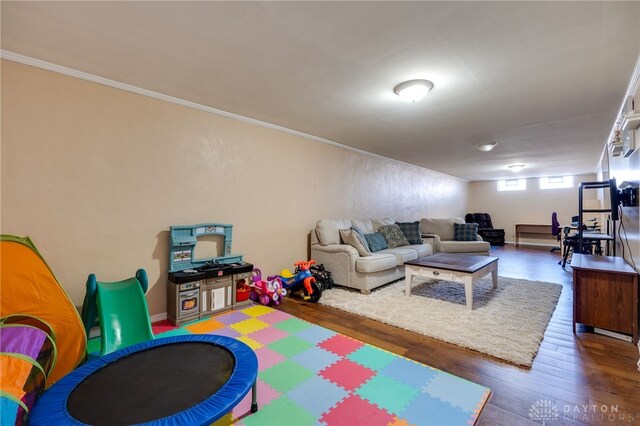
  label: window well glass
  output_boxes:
[539,176,574,189]
[497,179,526,191]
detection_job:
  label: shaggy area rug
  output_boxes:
[319,276,562,366]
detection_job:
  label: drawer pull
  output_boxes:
[433,271,439,276]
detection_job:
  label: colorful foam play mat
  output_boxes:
[88,306,491,425]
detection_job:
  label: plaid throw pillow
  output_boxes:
[453,223,479,241]
[395,221,422,245]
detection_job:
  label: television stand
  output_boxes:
[571,254,639,344]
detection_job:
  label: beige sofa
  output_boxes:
[420,217,490,255]
[310,218,432,293]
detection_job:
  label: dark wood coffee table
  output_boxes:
[404,253,499,310]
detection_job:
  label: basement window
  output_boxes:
[497,179,526,191]
[539,176,574,189]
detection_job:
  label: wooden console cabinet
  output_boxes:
[571,254,639,343]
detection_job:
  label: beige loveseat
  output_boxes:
[420,217,490,255]
[310,218,432,293]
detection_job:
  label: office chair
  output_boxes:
[550,212,561,252]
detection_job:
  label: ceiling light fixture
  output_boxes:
[393,79,434,102]
[475,142,498,152]
[508,164,526,172]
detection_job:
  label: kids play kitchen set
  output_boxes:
[167,223,253,326]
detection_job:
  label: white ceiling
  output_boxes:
[2,1,639,181]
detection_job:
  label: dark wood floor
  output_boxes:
[278,245,640,425]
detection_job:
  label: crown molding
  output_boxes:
[0,50,467,183]
[629,54,640,96]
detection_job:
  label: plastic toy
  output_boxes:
[249,269,287,306]
[309,263,335,291]
[82,269,155,356]
[279,260,322,302]
[268,277,287,306]
[168,223,243,272]
[235,278,252,303]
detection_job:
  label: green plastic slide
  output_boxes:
[82,269,154,356]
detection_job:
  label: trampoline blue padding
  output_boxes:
[29,334,259,426]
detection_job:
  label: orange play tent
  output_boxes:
[1,235,86,383]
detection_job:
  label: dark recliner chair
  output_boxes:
[465,213,505,246]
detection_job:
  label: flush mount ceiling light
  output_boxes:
[474,142,498,152]
[393,79,434,102]
[508,164,526,172]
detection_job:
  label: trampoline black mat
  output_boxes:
[67,342,235,425]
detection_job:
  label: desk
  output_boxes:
[515,224,552,247]
[30,334,259,425]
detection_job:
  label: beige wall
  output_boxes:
[601,76,640,272]
[468,174,598,246]
[1,60,469,315]
[610,152,640,273]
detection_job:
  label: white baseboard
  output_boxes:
[151,312,168,323]
[594,327,633,342]
[507,241,557,248]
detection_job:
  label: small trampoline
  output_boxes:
[29,334,258,426]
